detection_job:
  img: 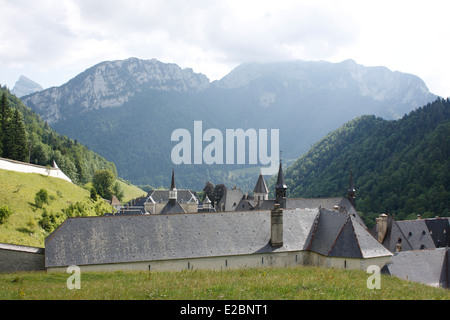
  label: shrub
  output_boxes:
[34,188,49,208]
[0,206,13,224]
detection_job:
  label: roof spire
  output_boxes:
[275,158,287,209]
[254,172,269,194]
[275,158,287,189]
[347,169,356,208]
[169,169,177,201]
[171,168,176,190]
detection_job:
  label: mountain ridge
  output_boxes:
[23,57,210,124]
[277,97,450,227]
[21,57,438,189]
[11,75,43,98]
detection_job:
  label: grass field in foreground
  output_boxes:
[0,265,449,300]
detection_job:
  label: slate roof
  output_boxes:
[217,188,244,211]
[256,197,365,228]
[424,218,450,248]
[160,200,186,214]
[253,173,269,194]
[382,248,449,288]
[149,189,197,204]
[44,208,391,268]
[306,210,391,258]
[396,219,436,250]
[371,215,413,253]
[371,216,450,253]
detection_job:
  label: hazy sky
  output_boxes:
[1,0,449,97]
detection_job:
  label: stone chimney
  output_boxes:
[270,204,283,247]
[376,214,388,243]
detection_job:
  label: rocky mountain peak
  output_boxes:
[22,58,210,124]
[11,75,43,98]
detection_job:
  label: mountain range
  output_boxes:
[21,57,438,190]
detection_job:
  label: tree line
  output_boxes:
[0,88,118,186]
[280,97,450,228]
[0,93,28,161]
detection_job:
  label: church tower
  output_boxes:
[253,172,269,203]
[169,169,177,202]
[275,160,287,209]
[347,169,356,208]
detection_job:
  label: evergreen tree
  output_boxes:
[9,108,28,161]
[0,92,12,158]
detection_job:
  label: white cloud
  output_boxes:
[0,0,449,97]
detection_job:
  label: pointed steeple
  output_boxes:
[275,160,287,189]
[275,160,287,208]
[254,172,269,202]
[347,169,356,208]
[169,169,177,201]
[171,168,176,190]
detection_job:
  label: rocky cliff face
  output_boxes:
[22,57,210,124]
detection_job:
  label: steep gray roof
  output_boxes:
[287,197,365,227]
[149,189,197,204]
[375,216,413,252]
[382,248,449,288]
[253,173,269,194]
[217,188,244,211]
[45,207,391,269]
[45,208,318,268]
[307,210,392,258]
[160,200,186,214]
[397,220,436,250]
[424,218,450,248]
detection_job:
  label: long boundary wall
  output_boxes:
[46,250,392,273]
[0,157,72,183]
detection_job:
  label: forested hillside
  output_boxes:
[281,98,450,227]
[0,86,117,185]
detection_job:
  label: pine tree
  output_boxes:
[10,108,28,161]
[0,93,12,158]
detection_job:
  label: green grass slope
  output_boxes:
[0,169,114,247]
[0,266,449,300]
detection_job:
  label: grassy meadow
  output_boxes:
[0,265,449,300]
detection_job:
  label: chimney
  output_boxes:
[376,214,388,243]
[270,204,283,247]
[395,239,402,253]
